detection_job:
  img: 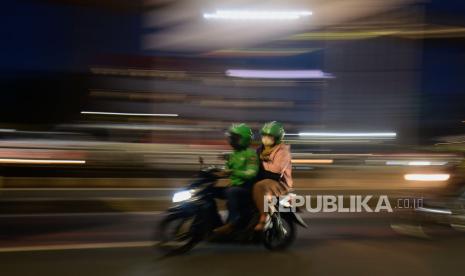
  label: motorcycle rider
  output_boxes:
[213,123,259,234]
[253,121,293,231]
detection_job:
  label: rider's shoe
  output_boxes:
[254,214,267,231]
[213,223,234,235]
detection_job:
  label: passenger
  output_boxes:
[253,121,293,231]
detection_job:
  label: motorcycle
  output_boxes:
[391,189,465,238]
[156,162,308,255]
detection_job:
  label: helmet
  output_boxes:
[260,121,285,144]
[228,123,253,148]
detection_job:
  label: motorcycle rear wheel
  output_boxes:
[263,213,296,251]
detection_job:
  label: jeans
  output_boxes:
[211,185,252,226]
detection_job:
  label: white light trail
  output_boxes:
[0,159,86,165]
[416,207,452,215]
[386,161,448,166]
[404,174,450,181]
[298,132,397,138]
[203,10,312,21]
[81,111,179,117]
[226,69,333,79]
[292,159,334,164]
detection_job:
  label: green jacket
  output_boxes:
[226,148,259,186]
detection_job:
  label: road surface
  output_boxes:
[1,212,465,276]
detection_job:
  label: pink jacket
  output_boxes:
[260,143,293,188]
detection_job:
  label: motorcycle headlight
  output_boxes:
[172,190,193,203]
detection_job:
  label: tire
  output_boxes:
[263,213,296,251]
[155,212,200,255]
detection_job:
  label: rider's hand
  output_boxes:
[213,170,231,178]
[220,153,230,161]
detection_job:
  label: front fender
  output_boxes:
[167,201,200,216]
[283,212,308,228]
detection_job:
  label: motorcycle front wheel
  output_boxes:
[156,212,199,255]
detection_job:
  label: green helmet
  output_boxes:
[260,121,285,144]
[228,123,253,148]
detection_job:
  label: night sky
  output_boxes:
[0,0,464,137]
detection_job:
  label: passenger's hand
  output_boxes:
[261,156,271,162]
